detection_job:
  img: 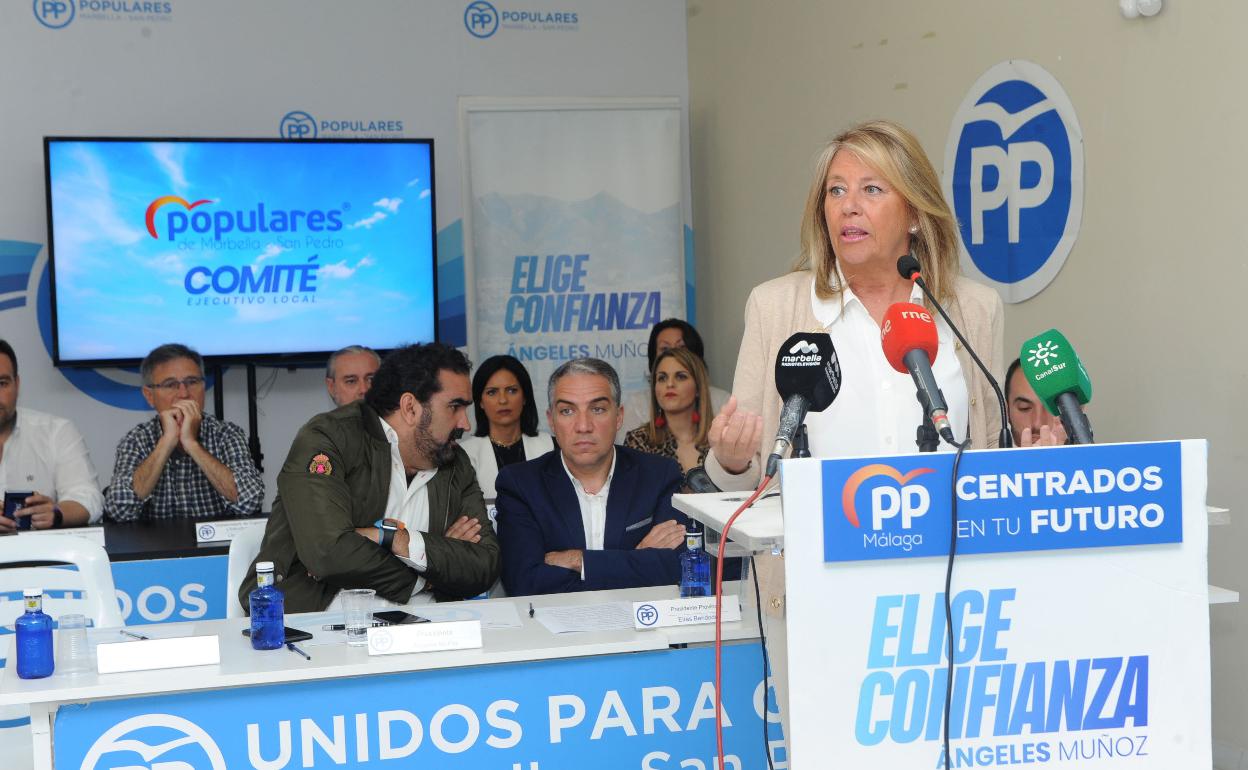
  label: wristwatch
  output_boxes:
[374,519,399,550]
[51,506,64,529]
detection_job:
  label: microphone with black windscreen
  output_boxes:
[765,332,842,478]
[881,302,958,446]
[898,254,1011,447]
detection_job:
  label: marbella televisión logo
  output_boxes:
[463,0,579,38]
[279,110,405,139]
[34,0,174,29]
[944,60,1084,304]
[80,713,227,770]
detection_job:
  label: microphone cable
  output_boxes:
[713,473,774,769]
[750,553,777,770]
[941,437,972,770]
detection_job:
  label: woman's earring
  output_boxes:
[655,410,666,428]
[909,224,919,235]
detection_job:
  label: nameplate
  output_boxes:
[21,528,106,545]
[195,517,267,544]
[367,620,482,656]
[632,596,741,630]
[96,635,221,674]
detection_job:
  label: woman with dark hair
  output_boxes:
[623,347,712,474]
[458,355,554,499]
[618,318,731,441]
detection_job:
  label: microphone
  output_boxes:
[897,255,1012,447]
[765,332,842,478]
[1019,329,1094,445]
[684,466,721,494]
[881,303,957,445]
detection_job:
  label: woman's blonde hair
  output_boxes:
[795,120,960,304]
[644,347,712,448]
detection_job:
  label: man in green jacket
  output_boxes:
[239,343,499,614]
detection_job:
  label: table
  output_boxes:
[1,585,786,769]
[102,517,255,625]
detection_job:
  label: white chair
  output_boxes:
[0,535,122,628]
[0,534,124,770]
[225,527,265,618]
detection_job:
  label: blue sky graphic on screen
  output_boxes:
[46,139,436,363]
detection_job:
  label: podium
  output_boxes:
[678,440,1214,767]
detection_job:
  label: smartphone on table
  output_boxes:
[242,626,313,643]
[373,610,430,626]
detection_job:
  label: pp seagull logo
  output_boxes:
[80,713,227,770]
[1026,340,1061,367]
[788,341,819,355]
[145,195,214,239]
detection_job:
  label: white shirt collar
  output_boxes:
[810,264,923,328]
[378,415,436,488]
[560,447,616,498]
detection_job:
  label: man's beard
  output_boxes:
[413,408,463,468]
[0,407,15,436]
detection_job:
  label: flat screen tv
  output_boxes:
[44,137,437,367]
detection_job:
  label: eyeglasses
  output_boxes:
[148,376,205,392]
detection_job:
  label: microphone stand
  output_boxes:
[916,414,939,453]
[792,424,811,459]
[902,261,1012,449]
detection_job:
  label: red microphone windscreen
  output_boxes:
[881,302,938,374]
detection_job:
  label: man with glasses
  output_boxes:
[104,343,263,521]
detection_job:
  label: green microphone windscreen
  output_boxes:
[1019,329,1092,416]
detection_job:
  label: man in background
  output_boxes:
[326,345,380,407]
[497,357,687,596]
[1006,357,1087,447]
[0,339,103,531]
[104,343,263,521]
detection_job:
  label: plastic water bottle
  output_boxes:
[249,562,285,650]
[15,588,54,679]
[680,522,712,598]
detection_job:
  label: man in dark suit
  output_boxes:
[496,357,687,596]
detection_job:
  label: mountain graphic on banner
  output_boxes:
[474,191,682,270]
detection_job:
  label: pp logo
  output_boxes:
[636,604,659,626]
[279,110,318,139]
[80,713,227,770]
[197,523,216,540]
[464,0,499,38]
[944,60,1084,303]
[789,340,818,355]
[33,0,75,29]
[370,628,394,652]
[841,464,935,530]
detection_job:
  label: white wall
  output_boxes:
[688,0,1247,754]
[0,0,690,502]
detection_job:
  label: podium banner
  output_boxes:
[782,440,1210,768]
[823,441,1183,561]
